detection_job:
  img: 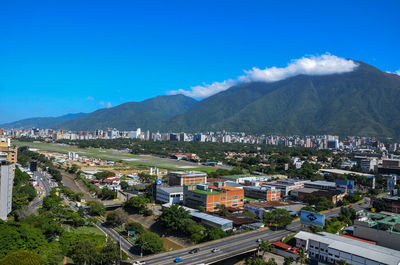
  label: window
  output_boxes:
[233,196,238,199]
[232,204,237,206]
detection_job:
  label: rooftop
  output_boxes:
[190,211,233,226]
[157,186,184,193]
[295,231,400,265]
[192,189,220,195]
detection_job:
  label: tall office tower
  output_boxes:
[0,162,13,220]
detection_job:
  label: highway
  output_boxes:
[134,203,365,265]
[29,168,53,210]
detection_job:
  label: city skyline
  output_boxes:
[1,0,400,123]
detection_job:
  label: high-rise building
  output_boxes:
[0,161,14,220]
[0,138,17,163]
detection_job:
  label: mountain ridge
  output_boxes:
[3,61,400,138]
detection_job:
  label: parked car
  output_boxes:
[189,248,200,254]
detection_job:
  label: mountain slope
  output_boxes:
[0,113,86,129]
[55,95,197,131]
[166,62,400,137]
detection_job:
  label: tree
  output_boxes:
[120,181,129,191]
[0,250,41,265]
[283,256,294,265]
[86,201,105,216]
[296,247,308,265]
[158,204,191,232]
[70,240,98,265]
[246,256,266,265]
[106,209,129,227]
[265,258,278,265]
[100,241,120,264]
[263,209,293,228]
[123,196,150,214]
[258,240,274,257]
[94,171,115,180]
[125,222,145,235]
[136,231,164,255]
[338,260,349,265]
[205,227,226,241]
[372,198,386,212]
[101,188,117,200]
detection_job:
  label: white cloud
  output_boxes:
[168,79,236,98]
[386,70,400,76]
[99,101,112,108]
[86,96,94,100]
[168,54,358,99]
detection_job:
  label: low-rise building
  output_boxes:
[244,201,305,219]
[291,187,346,203]
[168,171,207,186]
[155,186,184,204]
[354,211,400,250]
[295,231,400,265]
[243,186,281,201]
[267,179,306,197]
[381,195,400,213]
[183,184,244,212]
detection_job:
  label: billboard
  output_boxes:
[300,210,325,228]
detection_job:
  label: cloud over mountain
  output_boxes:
[169,54,358,98]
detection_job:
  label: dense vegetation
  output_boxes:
[0,189,120,264]
[12,167,36,213]
[167,62,400,138]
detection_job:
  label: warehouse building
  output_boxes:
[295,231,400,265]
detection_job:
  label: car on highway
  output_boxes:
[211,248,220,253]
[189,248,200,254]
[174,257,183,263]
[132,262,146,265]
[256,238,262,243]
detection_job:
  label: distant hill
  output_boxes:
[0,113,86,129]
[54,95,197,131]
[5,61,400,138]
[165,61,400,137]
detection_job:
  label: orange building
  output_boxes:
[184,184,244,212]
[168,171,207,186]
[243,186,281,201]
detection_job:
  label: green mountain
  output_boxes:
[166,61,400,137]
[55,95,197,131]
[0,113,86,129]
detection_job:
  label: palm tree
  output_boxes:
[296,247,308,265]
[258,239,274,257]
[284,256,294,265]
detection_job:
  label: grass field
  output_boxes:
[16,141,219,173]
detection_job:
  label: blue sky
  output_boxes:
[0,0,399,123]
